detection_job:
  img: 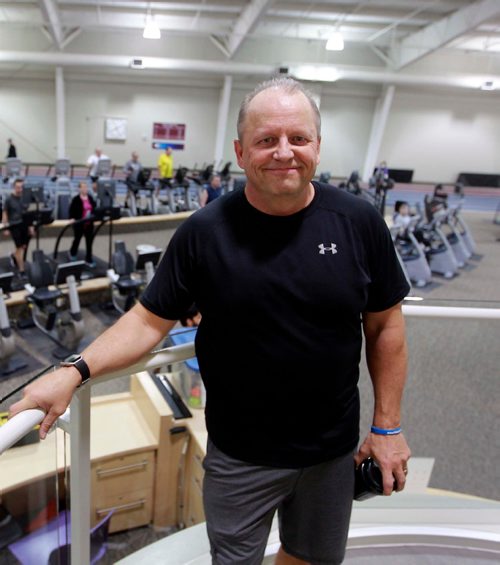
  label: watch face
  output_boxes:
[65,354,81,364]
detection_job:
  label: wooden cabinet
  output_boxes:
[184,438,206,526]
[182,411,208,527]
[0,372,189,534]
[91,450,155,533]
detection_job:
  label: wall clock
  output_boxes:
[105,117,127,141]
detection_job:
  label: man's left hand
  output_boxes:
[355,432,411,495]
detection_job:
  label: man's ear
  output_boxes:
[234,139,244,169]
[316,135,321,166]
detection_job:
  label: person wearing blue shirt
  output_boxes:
[200,174,223,207]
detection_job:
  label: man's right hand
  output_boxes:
[8,368,82,439]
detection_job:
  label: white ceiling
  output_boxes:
[1,1,500,90]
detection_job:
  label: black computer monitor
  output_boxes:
[22,208,54,227]
[54,261,85,285]
[135,249,162,271]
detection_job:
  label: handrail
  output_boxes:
[0,408,45,454]
[0,342,195,457]
[402,304,500,320]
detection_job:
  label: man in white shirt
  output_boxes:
[87,148,110,181]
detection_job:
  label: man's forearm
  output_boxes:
[81,303,175,381]
[359,305,411,493]
[363,306,408,428]
[8,303,176,437]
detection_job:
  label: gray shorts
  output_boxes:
[202,439,354,565]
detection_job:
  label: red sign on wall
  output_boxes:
[153,123,186,141]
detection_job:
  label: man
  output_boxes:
[123,151,142,185]
[199,174,223,207]
[156,146,174,195]
[10,78,411,564]
[7,138,17,158]
[2,178,33,274]
[86,147,109,182]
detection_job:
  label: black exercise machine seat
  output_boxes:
[27,250,62,308]
[111,241,142,293]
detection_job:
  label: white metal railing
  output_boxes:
[1,305,500,563]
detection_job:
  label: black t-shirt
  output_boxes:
[141,182,410,467]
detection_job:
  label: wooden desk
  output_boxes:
[0,372,190,533]
[182,409,208,527]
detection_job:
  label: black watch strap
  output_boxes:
[60,354,91,387]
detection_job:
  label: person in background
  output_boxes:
[375,160,389,179]
[199,174,222,207]
[2,178,33,275]
[123,151,142,184]
[10,77,411,565]
[7,138,17,158]
[393,201,412,230]
[69,181,96,266]
[156,146,174,196]
[86,148,109,182]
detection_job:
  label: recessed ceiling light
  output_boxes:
[143,14,161,39]
[326,32,344,51]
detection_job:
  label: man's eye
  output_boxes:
[291,136,307,144]
[258,137,275,145]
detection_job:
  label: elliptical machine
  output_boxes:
[369,169,394,216]
[0,272,27,376]
[107,241,144,314]
[391,215,432,288]
[25,251,86,359]
[125,168,155,216]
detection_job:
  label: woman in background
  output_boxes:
[69,181,96,266]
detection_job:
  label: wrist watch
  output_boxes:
[60,354,91,387]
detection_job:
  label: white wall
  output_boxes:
[2,73,500,183]
[0,79,56,162]
[380,87,500,182]
[0,75,222,168]
[317,92,376,179]
[65,79,221,168]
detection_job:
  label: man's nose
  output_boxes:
[273,137,293,160]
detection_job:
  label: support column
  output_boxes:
[55,66,66,159]
[214,75,233,169]
[361,84,395,182]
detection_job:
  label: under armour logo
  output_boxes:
[318,243,338,255]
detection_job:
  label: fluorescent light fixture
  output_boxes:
[291,65,340,82]
[480,80,496,90]
[143,14,161,39]
[326,32,344,51]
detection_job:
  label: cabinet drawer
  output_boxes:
[92,451,155,498]
[93,487,153,533]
